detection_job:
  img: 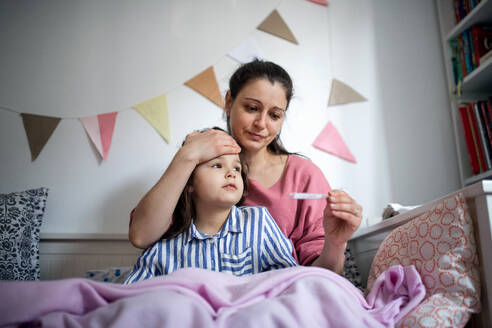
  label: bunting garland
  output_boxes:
[228,37,264,64]
[21,113,61,161]
[80,112,118,161]
[184,66,224,109]
[257,10,299,45]
[133,94,171,143]
[328,79,367,106]
[307,0,329,6]
[313,122,356,163]
[1,1,364,163]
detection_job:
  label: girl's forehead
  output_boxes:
[202,153,241,165]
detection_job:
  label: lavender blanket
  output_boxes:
[0,265,424,328]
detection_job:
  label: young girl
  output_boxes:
[125,130,297,283]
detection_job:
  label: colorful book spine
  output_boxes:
[467,102,487,172]
[462,30,474,74]
[474,102,492,170]
[480,101,492,152]
[459,105,480,174]
[457,35,468,77]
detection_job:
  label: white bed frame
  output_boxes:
[38,181,492,327]
[39,233,140,280]
[348,180,492,328]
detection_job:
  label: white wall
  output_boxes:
[0,0,460,233]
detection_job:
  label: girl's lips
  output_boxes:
[223,184,237,190]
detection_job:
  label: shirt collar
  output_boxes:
[184,205,242,244]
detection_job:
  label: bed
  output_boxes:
[1,181,491,327]
[348,180,492,327]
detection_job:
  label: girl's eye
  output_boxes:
[212,163,222,168]
[233,167,241,172]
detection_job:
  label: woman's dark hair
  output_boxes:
[226,59,294,156]
[162,127,249,239]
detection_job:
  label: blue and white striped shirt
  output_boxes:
[125,206,297,284]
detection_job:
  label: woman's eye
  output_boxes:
[246,105,258,112]
[269,112,281,120]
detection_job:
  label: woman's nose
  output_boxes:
[254,113,266,128]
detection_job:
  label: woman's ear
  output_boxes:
[225,91,232,116]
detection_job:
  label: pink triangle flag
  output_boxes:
[98,112,117,160]
[307,0,329,6]
[313,122,356,163]
[80,112,117,161]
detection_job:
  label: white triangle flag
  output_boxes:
[228,37,265,64]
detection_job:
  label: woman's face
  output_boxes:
[225,78,288,154]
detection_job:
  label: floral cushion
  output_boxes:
[0,188,48,280]
[367,192,480,328]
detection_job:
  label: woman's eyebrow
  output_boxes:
[242,97,285,111]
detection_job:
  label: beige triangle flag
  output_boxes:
[328,79,367,106]
[257,10,298,45]
[184,66,224,109]
[21,113,61,161]
[133,94,171,143]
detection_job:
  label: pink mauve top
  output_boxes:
[242,155,331,265]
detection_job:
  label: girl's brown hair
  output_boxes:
[162,127,249,239]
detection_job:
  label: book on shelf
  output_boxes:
[479,101,492,147]
[449,25,492,87]
[467,102,487,172]
[474,102,492,169]
[458,99,492,175]
[459,104,480,174]
[471,26,492,66]
[453,0,485,24]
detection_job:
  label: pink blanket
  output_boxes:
[0,265,424,328]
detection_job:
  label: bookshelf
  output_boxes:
[436,0,492,186]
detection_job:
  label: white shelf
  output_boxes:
[465,168,492,185]
[446,0,492,40]
[437,0,492,188]
[461,54,492,93]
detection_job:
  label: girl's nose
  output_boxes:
[226,169,237,178]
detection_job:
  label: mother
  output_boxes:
[129,59,363,273]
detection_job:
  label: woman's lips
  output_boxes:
[247,131,264,141]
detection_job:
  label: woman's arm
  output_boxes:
[312,190,363,274]
[129,129,241,249]
[129,148,197,249]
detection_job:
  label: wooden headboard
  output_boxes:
[348,180,492,328]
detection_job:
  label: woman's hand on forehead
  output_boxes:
[181,129,241,165]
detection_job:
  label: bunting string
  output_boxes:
[1,0,366,164]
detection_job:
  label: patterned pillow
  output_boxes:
[343,245,363,290]
[0,187,48,280]
[367,192,480,328]
[86,266,133,284]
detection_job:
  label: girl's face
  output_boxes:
[225,78,288,153]
[191,154,244,208]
